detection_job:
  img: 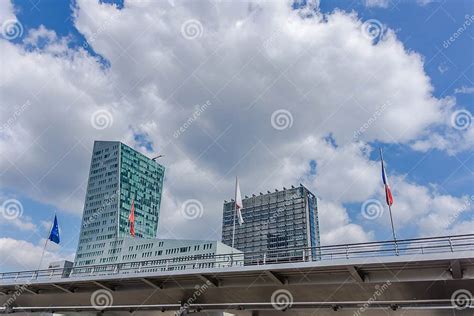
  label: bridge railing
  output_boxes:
[1,234,473,283]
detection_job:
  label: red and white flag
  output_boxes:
[129,198,136,237]
[380,149,394,206]
[235,177,244,225]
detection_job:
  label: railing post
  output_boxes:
[449,238,454,252]
[263,252,266,265]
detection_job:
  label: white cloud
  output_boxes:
[318,200,374,244]
[411,129,474,155]
[365,175,473,237]
[0,0,471,253]
[0,0,16,23]
[0,215,37,232]
[0,238,73,271]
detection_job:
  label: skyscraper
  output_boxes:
[221,185,320,262]
[74,141,241,271]
[74,141,165,266]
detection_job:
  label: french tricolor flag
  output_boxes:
[380,149,394,206]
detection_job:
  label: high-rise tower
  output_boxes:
[73,141,240,271]
[221,185,320,262]
[74,141,164,266]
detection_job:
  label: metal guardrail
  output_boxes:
[1,234,473,284]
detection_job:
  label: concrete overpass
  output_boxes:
[1,234,473,315]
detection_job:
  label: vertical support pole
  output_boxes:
[387,204,398,255]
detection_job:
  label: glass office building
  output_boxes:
[74,141,165,266]
[118,143,163,238]
[221,185,320,262]
[74,141,240,271]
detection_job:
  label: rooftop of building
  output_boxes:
[223,183,315,205]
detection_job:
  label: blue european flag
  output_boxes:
[48,215,60,244]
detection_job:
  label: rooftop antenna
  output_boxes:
[152,155,164,161]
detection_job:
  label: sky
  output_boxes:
[0,0,473,272]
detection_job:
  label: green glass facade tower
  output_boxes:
[74,141,165,266]
[118,143,164,238]
[74,140,241,271]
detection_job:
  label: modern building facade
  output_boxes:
[221,185,320,262]
[75,140,165,267]
[73,141,241,272]
[72,239,241,276]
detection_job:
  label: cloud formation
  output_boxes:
[0,0,471,269]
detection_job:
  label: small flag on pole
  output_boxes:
[380,149,394,206]
[129,198,136,237]
[235,177,244,225]
[48,215,60,244]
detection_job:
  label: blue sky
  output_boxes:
[0,0,473,271]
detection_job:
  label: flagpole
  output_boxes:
[380,148,398,255]
[37,213,55,274]
[387,204,397,241]
[231,177,237,250]
[37,239,49,272]
[388,203,399,255]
